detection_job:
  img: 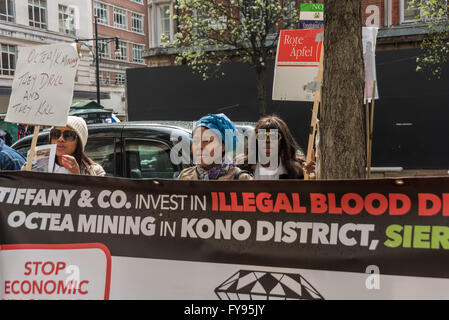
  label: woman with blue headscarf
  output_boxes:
[178,113,253,180]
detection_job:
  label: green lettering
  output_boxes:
[431,226,449,249]
[403,225,412,248]
[413,225,431,249]
[384,224,403,248]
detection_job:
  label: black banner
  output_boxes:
[1,171,449,280]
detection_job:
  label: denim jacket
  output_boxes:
[0,139,25,170]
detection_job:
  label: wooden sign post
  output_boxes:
[24,125,40,171]
[366,80,376,178]
[304,46,324,180]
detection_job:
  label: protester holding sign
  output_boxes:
[178,113,253,180]
[48,116,105,176]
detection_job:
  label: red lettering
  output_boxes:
[273,193,293,213]
[443,194,449,216]
[33,261,42,275]
[211,192,218,211]
[4,280,11,294]
[310,193,327,213]
[44,280,56,295]
[328,193,342,214]
[32,280,43,294]
[57,280,70,294]
[21,280,31,295]
[230,192,243,211]
[256,193,273,213]
[418,193,441,216]
[55,262,66,275]
[389,193,411,215]
[42,261,55,275]
[365,193,388,216]
[291,193,306,213]
[11,280,20,294]
[219,192,231,211]
[24,261,32,276]
[242,193,256,212]
[79,280,89,295]
[341,193,364,215]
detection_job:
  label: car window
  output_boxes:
[15,146,30,159]
[85,138,121,177]
[125,139,176,179]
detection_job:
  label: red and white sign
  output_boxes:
[272,29,323,102]
[0,243,111,300]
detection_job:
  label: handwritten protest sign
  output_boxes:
[5,43,79,127]
[272,29,323,102]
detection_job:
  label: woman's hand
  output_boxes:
[297,149,317,179]
[303,159,316,176]
[61,155,81,175]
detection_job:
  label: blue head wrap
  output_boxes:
[193,113,237,153]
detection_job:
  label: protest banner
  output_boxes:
[272,28,323,102]
[1,171,449,299]
[299,3,324,29]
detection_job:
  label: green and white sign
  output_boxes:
[299,3,324,29]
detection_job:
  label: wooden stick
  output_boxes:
[365,99,370,179]
[25,125,40,171]
[367,80,376,179]
[305,44,324,180]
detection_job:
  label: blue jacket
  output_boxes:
[0,139,25,170]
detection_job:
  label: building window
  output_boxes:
[0,44,16,76]
[59,5,76,35]
[99,71,110,85]
[131,13,144,33]
[98,38,110,59]
[400,0,422,23]
[94,2,109,25]
[0,0,14,22]
[131,0,143,4]
[114,8,127,30]
[115,73,126,85]
[116,41,128,61]
[155,5,171,46]
[132,44,144,63]
[28,0,47,29]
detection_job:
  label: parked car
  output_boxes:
[12,122,255,179]
[12,122,193,179]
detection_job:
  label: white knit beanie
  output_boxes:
[66,116,88,151]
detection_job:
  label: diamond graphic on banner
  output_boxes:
[215,270,324,300]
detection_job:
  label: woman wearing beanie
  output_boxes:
[48,116,105,176]
[177,113,253,180]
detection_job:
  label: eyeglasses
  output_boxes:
[256,131,282,141]
[50,129,78,142]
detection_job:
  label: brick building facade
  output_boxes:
[143,0,434,65]
[91,0,149,116]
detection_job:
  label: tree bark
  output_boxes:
[318,0,366,179]
[255,67,267,118]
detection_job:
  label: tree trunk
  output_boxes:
[318,0,366,179]
[256,67,267,118]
